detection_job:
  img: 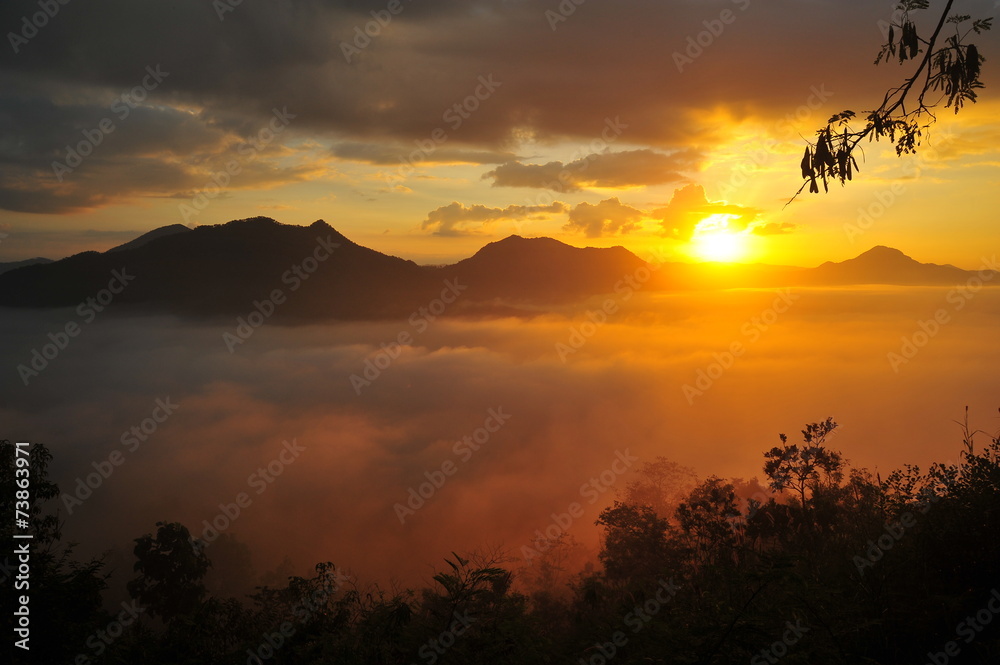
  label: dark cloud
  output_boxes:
[484,149,697,192]
[1,0,996,212]
[332,142,518,166]
[0,85,318,213]
[421,200,568,236]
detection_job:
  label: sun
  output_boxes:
[691,214,748,263]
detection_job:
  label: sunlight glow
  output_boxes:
[691,214,748,263]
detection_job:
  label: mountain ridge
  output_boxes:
[0,218,992,319]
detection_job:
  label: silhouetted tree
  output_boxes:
[0,441,107,665]
[763,418,844,515]
[595,502,674,585]
[676,476,741,567]
[128,521,210,623]
[793,0,992,199]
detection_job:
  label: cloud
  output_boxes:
[484,149,697,192]
[2,289,997,585]
[1,0,995,215]
[0,87,322,213]
[332,142,519,166]
[564,197,645,238]
[421,201,568,236]
[653,184,760,240]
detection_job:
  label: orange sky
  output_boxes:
[1,0,997,268]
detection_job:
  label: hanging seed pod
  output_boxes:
[800,148,812,179]
[967,44,980,80]
[823,131,836,168]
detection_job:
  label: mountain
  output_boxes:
[0,257,53,276]
[107,224,191,253]
[0,219,651,319]
[0,219,993,319]
[0,217,434,319]
[652,246,990,290]
[444,235,647,302]
[805,245,975,285]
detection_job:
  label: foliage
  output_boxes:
[6,416,1000,664]
[793,0,992,200]
[763,417,844,511]
[127,521,210,622]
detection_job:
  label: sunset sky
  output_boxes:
[1,0,997,267]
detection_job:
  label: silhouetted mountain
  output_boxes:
[0,220,653,318]
[0,257,52,276]
[805,245,975,285]
[0,220,993,319]
[444,235,647,302]
[0,217,434,320]
[653,246,991,290]
[108,224,191,253]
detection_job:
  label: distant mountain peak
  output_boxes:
[108,223,191,253]
[810,245,973,286]
[855,245,912,262]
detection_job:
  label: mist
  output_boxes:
[2,285,998,589]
